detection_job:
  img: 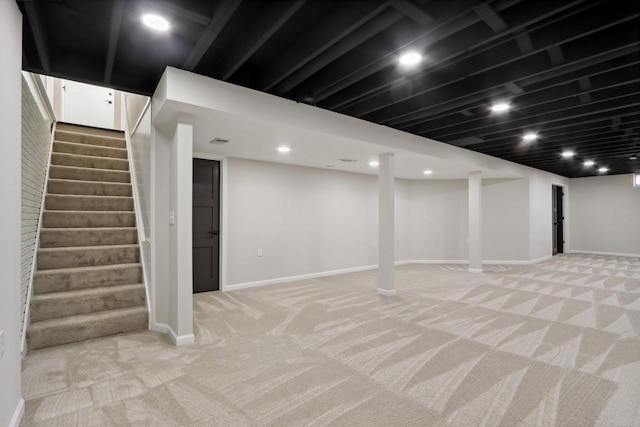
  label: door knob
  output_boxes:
[208,231,219,236]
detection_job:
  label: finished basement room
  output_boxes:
[2,1,639,426]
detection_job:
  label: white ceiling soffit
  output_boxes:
[191,110,512,180]
[154,68,533,180]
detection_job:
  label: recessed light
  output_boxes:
[583,160,595,167]
[598,167,609,173]
[522,132,538,142]
[490,102,510,113]
[369,161,379,167]
[561,150,575,158]
[277,146,291,153]
[423,170,433,175]
[399,52,422,66]
[141,14,171,32]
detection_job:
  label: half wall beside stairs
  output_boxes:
[27,123,147,350]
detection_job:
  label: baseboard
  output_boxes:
[567,250,640,258]
[410,256,552,266]
[9,398,24,427]
[167,325,194,347]
[225,256,558,292]
[377,288,397,296]
[225,261,412,291]
[410,259,468,265]
[149,320,168,334]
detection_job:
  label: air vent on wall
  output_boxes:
[338,158,357,163]
[209,137,230,145]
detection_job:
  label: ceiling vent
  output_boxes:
[338,158,357,163]
[209,137,230,145]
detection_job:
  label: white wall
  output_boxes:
[0,1,25,425]
[20,77,53,340]
[570,174,640,256]
[409,178,530,262]
[225,158,411,286]
[483,178,530,261]
[409,180,469,261]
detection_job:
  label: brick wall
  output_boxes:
[21,77,52,336]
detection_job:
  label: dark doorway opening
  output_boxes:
[552,185,565,255]
[193,158,221,293]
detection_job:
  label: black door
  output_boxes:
[193,159,220,293]
[552,185,564,255]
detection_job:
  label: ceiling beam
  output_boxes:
[461,111,640,148]
[104,0,125,85]
[307,0,505,104]
[314,0,589,108]
[467,121,640,150]
[474,3,507,32]
[219,0,306,80]
[391,0,435,27]
[547,45,565,65]
[274,9,403,94]
[612,117,621,131]
[514,30,534,53]
[404,71,640,135]
[480,133,640,159]
[343,0,631,119]
[183,0,243,71]
[388,54,639,129]
[578,77,592,103]
[22,1,51,73]
[260,1,390,92]
[432,98,640,142]
[368,32,639,128]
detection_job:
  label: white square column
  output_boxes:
[169,118,194,344]
[468,170,483,273]
[378,153,396,296]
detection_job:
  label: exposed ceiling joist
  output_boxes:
[219,0,306,80]
[22,1,51,73]
[514,30,534,53]
[474,3,508,32]
[260,1,391,92]
[547,45,565,65]
[183,0,243,71]
[104,0,125,84]
[275,9,403,95]
[316,0,590,109]
[391,0,435,28]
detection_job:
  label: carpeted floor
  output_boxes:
[21,254,640,426]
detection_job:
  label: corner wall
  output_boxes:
[569,174,640,256]
[0,1,25,425]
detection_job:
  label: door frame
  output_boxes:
[551,181,569,254]
[193,152,228,291]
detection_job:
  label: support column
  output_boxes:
[378,153,396,296]
[170,117,194,345]
[468,170,483,273]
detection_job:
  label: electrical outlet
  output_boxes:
[0,330,4,360]
[257,248,263,257]
[169,211,175,225]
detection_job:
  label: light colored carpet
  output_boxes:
[21,254,640,426]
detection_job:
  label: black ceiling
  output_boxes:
[17,0,640,178]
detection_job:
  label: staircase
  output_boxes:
[27,123,148,351]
